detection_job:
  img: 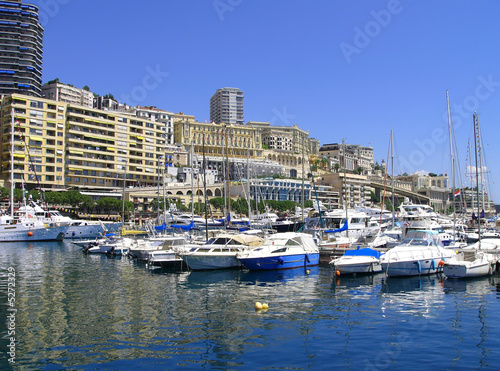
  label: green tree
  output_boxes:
[0,187,9,200]
[96,197,121,215]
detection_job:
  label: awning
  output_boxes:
[71,151,84,155]
[137,136,144,140]
[29,135,43,141]
[13,153,25,158]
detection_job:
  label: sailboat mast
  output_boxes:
[342,138,348,238]
[391,130,395,229]
[446,91,456,240]
[202,133,208,241]
[473,113,481,243]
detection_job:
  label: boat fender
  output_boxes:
[28,231,33,237]
[438,260,445,267]
[278,257,284,265]
[416,260,422,274]
[72,231,76,236]
[305,254,310,263]
[431,259,435,270]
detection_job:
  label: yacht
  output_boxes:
[236,232,319,270]
[0,213,68,242]
[380,230,455,277]
[16,201,107,240]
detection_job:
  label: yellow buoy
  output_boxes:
[306,269,310,274]
[262,303,269,309]
[255,302,263,310]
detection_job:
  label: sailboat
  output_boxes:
[0,112,69,242]
[443,108,499,278]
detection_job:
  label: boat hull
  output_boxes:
[0,224,68,242]
[443,261,492,278]
[148,251,187,269]
[65,224,106,240]
[239,253,319,270]
[381,258,444,277]
[181,254,242,270]
[331,257,382,275]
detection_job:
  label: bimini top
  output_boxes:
[205,233,264,247]
[401,230,443,247]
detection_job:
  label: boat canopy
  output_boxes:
[344,247,382,259]
[324,220,348,234]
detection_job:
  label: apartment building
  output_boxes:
[320,172,372,208]
[210,87,244,125]
[0,0,44,97]
[41,81,94,107]
[0,93,181,193]
[319,143,374,173]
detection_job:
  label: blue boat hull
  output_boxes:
[239,253,320,270]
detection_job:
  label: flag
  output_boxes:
[453,190,460,197]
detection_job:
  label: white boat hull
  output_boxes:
[443,252,498,278]
[181,254,241,270]
[331,256,382,275]
[381,258,444,277]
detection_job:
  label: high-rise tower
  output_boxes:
[210,87,244,125]
[0,0,44,97]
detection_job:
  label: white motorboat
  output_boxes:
[82,236,135,255]
[380,230,455,277]
[236,232,319,270]
[443,250,498,279]
[329,247,384,275]
[129,234,193,261]
[178,233,264,270]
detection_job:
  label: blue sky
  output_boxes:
[29,0,500,202]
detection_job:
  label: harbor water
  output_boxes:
[1,241,500,370]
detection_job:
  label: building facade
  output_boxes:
[210,87,244,125]
[0,0,43,97]
[41,81,94,107]
[0,94,185,194]
[319,143,374,173]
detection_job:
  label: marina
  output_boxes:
[1,239,500,369]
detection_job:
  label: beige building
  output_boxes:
[42,81,94,108]
[0,94,189,195]
[320,172,372,208]
[319,143,374,173]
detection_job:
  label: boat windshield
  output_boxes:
[402,231,442,246]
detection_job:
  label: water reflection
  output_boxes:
[1,242,500,369]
